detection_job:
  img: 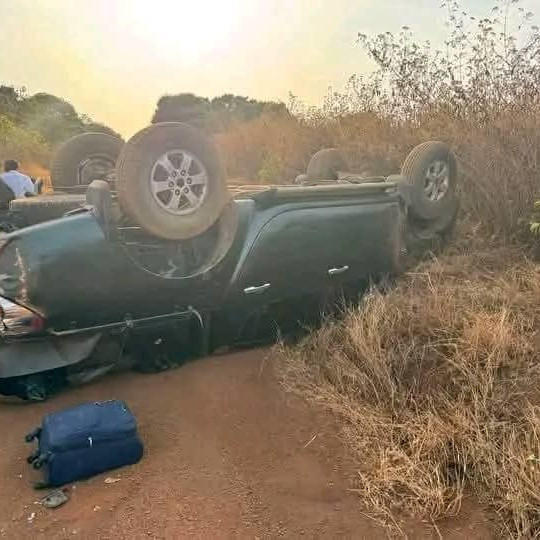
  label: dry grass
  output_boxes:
[216,113,333,184]
[216,107,540,243]
[277,249,540,537]
[217,1,540,243]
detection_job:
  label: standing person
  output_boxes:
[0,160,36,198]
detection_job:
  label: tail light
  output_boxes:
[0,296,44,338]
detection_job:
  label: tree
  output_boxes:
[151,92,289,131]
[0,85,25,122]
[18,93,84,145]
[80,115,122,139]
[210,94,288,130]
[0,85,120,147]
[151,93,211,128]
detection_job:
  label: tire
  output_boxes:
[51,132,124,188]
[402,198,459,262]
[9,194,86,226]
[116,122,229,240]
[401,141,458,221]
[306,148,347,181]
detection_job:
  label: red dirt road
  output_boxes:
[0,349,493,539]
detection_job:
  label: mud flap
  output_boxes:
[0,334,101,379]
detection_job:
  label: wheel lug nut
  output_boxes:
[168,182,174,188]
[181,170,186,176]
[183,186,189,192]
[175,189,180,195]
[186,178,191,185]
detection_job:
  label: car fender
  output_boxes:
[0,333,100,378]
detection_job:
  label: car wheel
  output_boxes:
[402,198,459,264]
[401,141,458,221]
[306,148,347,181]
[116,122,229,240]
[51,132,124,189]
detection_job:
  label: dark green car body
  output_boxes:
[0,182,402,393]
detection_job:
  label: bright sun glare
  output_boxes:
[127,0,243,62]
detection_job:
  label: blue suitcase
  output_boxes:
[25,400,144,487]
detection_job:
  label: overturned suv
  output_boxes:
[0,123,459,401]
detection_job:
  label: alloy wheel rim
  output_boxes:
[423,159,450,201]
[150,149,208,215]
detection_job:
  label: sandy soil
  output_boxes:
[0,349,494,539]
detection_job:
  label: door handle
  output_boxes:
[328,265,349,276]
[244,283,271,295]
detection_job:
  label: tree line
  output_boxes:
[0,85,121,148]
[151,93,289,132]
[0,85,289,149]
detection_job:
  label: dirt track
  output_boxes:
[0,349,493,539]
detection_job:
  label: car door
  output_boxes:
[229,198,400,308]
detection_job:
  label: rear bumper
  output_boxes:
[0,334,100,378]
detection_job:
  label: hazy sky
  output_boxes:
[0,0,535,136]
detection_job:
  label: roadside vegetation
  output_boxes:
[279,250,540,537]
[0,85,119,175]
[218,0,540,244]
[0,114,49,172]
[271,1,540,536]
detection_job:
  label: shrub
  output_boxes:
[0,114,50,167]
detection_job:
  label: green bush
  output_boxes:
[0,114,50,166]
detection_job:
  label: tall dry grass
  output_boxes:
[272,1,540,536]
[217,0,540,243]
[217,105,540,244]
[278,250,540,537]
